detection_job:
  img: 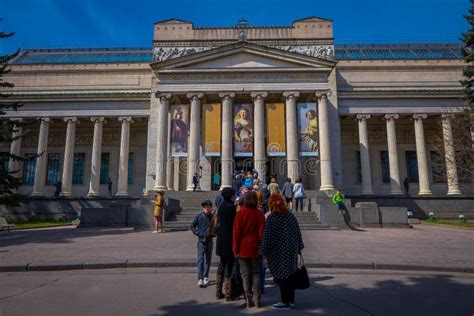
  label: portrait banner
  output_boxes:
[266,103,286,156]
[170,104,190,157]
[298,103,319,156]
[203,103,221,156]
[233,103,253,157]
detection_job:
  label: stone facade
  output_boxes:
[1,17,471,198]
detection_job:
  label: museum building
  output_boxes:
[2,17,471,197]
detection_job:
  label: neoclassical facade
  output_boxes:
[2,17,471,197]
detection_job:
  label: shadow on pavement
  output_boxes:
[152,274,474,316]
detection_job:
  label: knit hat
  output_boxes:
[201,200,212,207]
[221,187,236,200]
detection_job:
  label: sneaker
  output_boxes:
[197,279,203,287]
[272,302,291,310]
[152,230,158,234]
[203,277,209,286]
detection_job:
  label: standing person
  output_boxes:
[281,178,294,210]
[232,174,241,194]
[268,177,280,194]
[403,177,410,195]
[261,183,270,214]
[213,172,221,191]
[54,181,62,197]
[192,173,200,192]
[293,178,305,212]
[191,200,214,288]
[244,173,253,188]
[152,191,165,233]
[259,193,304,311]
[215,188,237,301]
[107,178,113,197]
[332,188,348,214]
[233,191,265,308]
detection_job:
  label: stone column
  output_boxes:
[32,118,50,196]
[413,114,432,195]
[166,109,174,190]
[251,91,267,181]
[283,91,300,182]
[60,117,78,197]
[155,93,172,191]
[316,91,335,191]
[356,114,374,195]
[8,120,22,173]
[441,114,461,195]
[186,93,204,191]
[384,114,402,195]
[219,92,235,189]
[88,117,105,197]
[116,116,133,196]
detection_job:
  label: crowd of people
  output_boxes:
[190,173,306,311]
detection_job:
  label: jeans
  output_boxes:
[295,197,304,212]
[217,256,234,278]
[197,240,213,280]
[259,258,266,294]
[336,201,348,213]
[278,277,295,305]
[239,258,261,303]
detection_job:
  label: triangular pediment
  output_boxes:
[151,42,336,72]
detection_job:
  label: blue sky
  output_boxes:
[0,0,469,52]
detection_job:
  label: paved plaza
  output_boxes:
[0,224,473,272]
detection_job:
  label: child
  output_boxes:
[191,200,214,288]
[332,188,347,214]
[153,191,164,233]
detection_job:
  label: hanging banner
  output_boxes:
[266,103,286,156]
[170,104,189,157]
[233,103,253,157]
[298,103,319,156]
[203,103,221,156]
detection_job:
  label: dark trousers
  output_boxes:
[259,258,266,294]
[278,278,295,305]
[336,201,348,213]
[295,197,304,212]
[197,240,213,280]
[239,258,261,302]
[217,256,234,278]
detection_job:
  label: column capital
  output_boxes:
[90,117,106,123]
[218,92,235,99]
[39,117,51,123]
[441,113,455,121]
[356,114,371,121]
[63,117,78,123]
[384,114,399,121]
[282,91,300,99]
[186,92,204,100]
[315,90,332,99]
[412,113,428,121]
[155,92,172,101]
[118,116,134,123]
[250,91,268,100]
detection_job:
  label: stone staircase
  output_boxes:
[160,191,334,231]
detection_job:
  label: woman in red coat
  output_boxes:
[233,191,265,308]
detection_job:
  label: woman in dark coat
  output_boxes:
[259,193,304,311]
[215,187,237,300]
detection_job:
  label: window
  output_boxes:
[380,151,390,183]
[405,151,419,183]
[100,153,110,184]
[128,152,134,184]
[46,153,62,185]
[22,153,36,185]
[354,150,362,184]
[72,153,85,185]
[430,151,446,183]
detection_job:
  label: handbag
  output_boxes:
[289,254,310,290]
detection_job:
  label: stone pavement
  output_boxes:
[0,224,473,272]
[0,268,473,315]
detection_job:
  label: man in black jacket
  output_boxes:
[191,200,213,288]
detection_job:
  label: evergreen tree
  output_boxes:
[0,19,35,206]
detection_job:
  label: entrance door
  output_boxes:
[234,157,253,174]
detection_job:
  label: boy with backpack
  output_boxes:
[191,200,214,288]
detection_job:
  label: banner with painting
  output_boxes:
[233,103,253,157]
[203,103,221,156]
[298,103,319,156]
[266,103,286,156]
[170,104,189,157]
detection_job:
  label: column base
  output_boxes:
[186,186,201,192]
[219,185,232,191]
[447,190,462,195]
[166,187,174,191]
[154,185,167,191]
[60,192,72,197]
[389,191,403,195]
[87,192,100,197]
[319,184,335,191]
[115,192,129,197]
[418,190,432,195]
